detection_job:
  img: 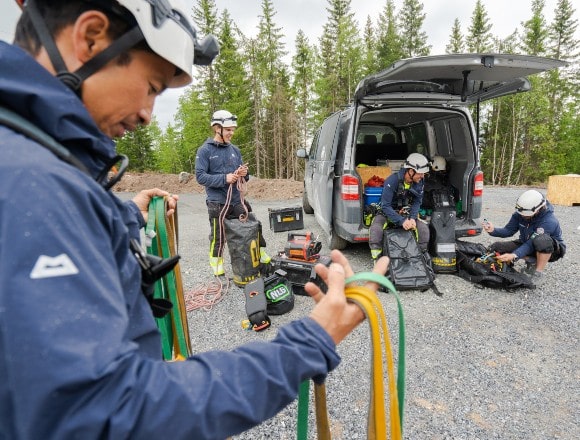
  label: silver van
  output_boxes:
[297,53,566,249]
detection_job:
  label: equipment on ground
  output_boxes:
[243,277,271,332]
[271,255,331,296]
[264,269,294,315]
[455,240,536,290]
[284,232,322,261]
[428,191,457,273]
[383,228,440,295]
[224,214,263,286]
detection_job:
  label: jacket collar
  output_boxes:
[0,42,116,177]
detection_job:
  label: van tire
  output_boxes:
[330,232,348,250]
[302,190,314,214]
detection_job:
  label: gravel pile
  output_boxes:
[129,186,579,439]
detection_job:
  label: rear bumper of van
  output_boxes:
[455,217,482,238]
[334,218,370,243]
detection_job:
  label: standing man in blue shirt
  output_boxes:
[195,110,270,276]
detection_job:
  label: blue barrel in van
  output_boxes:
[364,186,382,206]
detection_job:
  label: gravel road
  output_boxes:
[124,187,579,439]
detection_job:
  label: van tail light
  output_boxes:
[473,171,484,197]
[341,174,360,200]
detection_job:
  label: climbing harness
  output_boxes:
[145,196,192,361]
[297,272,406,439]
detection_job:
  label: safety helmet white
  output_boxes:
[404,153,430,174]
[431,155,446,172]
[515,190,546,217]
[16,0,219,91]
[211,110,237,128]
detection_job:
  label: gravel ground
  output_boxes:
[124,187,579,439]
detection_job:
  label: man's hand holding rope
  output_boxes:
[306,250,390,345]
[132,188,179,223]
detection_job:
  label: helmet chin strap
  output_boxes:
[26,0,144,96]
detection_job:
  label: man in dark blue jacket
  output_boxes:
[483,190,566,281]
[369,153,431,260]
[195,110,269,276]
[0,1,388,439]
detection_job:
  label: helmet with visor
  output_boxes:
[15,0,219,92]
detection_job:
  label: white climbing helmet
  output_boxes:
[117,0,219,87]
[515,190,546,217]
[431,155,446,172]
[404,153,430,174]
[211,110,238,128]
[16,0,219,90]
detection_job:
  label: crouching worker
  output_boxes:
[369,153,431,261]
[0,1,389,439]
[483,190,566,281]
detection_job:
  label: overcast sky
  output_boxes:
[1,0,575,129]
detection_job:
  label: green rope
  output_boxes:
[296,380,310,440]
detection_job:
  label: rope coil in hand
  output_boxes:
[145,196,192,360]
[297,273,405,440]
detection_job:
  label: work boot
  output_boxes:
[209,256,225,276]
[260,247,271,264]
[531,270,544,286]
[371,249,382,263]
[522,262,536,276]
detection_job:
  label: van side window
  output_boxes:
[433,121,452,157]
[317,112,341,161]
[309,128,321,159]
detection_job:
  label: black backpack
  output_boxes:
[455,240,536,290]
[383,228,441,295]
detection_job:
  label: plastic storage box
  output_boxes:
[268,206,304,232]
[364,186,382,206]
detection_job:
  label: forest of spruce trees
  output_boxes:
[116,0,579,186]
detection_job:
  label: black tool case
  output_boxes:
[270,255,330,295]
[268,206,304,232]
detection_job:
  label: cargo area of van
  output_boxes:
[351,107,483,237]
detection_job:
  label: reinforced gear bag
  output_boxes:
[429,207,457,273]
[383,228,440,294]
[455,240,536,290]
[224,214,262,286]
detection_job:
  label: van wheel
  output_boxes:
[330,232,348,250]
[302,190,314,214]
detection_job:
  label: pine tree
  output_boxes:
[398,0,431,57]
[253,0,296,178]
[116,124,158,172]
[466,0,493,52]
[211,11,254,164]
[520,0,549,55]
[292,30,316,151]
[314,0,363,123]
[445,18,464,53]
[362,16,378,76]
[192,0,220,112]
[376,0,404,68]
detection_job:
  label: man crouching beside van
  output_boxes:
[369,153,431,261]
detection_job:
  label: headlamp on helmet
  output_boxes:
[211,110,237,128]
[515,190,546,217]
[404,153,430,174]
